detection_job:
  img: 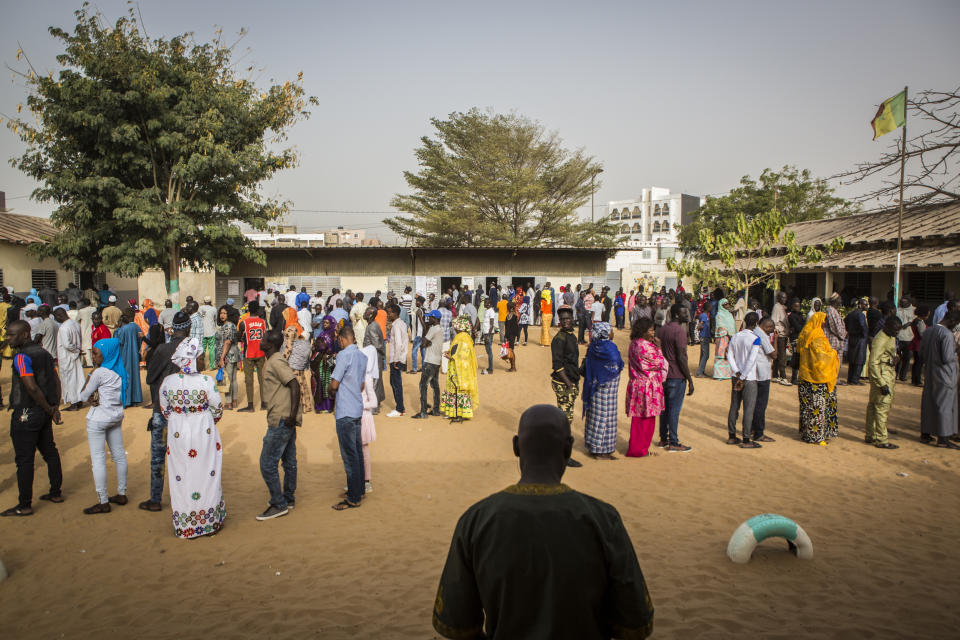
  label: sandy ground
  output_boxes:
[1,330,959,639]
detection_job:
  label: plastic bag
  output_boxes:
[216,367,225,383]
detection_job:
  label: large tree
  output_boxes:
[834,87,960,207]
[386,109,617,247]
[5,4,315,304]
[678,166,856,253]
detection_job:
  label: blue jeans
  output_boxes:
[411,335,423,371]
[149,412,167,503]
[259,420,297,509]
[696,339,710,376]
[86,418,127,504]
[335,416,365,504]
[659,378,687,446]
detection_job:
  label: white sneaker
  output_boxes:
[386,410,404,418]
[365,481,373,493]
[780,379,793,386]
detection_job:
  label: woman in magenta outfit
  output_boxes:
[625,317,668,457]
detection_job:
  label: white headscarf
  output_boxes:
[361,345,379,380]
[172,338,202,374]
[807,297,823,319]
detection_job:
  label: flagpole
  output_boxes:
[894,85,907,302]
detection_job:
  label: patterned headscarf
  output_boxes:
[582,322,623,416]
[172,337,202,374]
[591,321,612,341]
[452,314,472,333]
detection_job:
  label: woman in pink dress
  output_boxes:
[625,317,668,457]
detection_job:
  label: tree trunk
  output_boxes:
[163,243,181,310]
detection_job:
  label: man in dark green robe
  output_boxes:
[432,405,654,639]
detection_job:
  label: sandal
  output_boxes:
[936,440,960,449]
[1,505,33,517]
[875,442,899,449]
[83,502,111,514]
[331,500,360,511]
[39,493,64,503]
[138,500,163,511]
[754,435,775,443]
[740,441,762,449]
[725,437,742,445]
[108,494,128,506]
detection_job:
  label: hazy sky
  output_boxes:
[1,0,958,242]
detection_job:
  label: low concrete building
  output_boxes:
[206,247,610,304]
[0,211,138,301]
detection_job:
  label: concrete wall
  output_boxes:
[0,241,138,301]
[138,268,216,306]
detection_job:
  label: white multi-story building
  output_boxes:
[604,187,702,292]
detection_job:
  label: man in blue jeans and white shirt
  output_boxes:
[330,324,367,510]
[725,312,764,449]
[750,317,777,444]
[256,329,302,521]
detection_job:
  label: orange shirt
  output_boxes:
[282,306,301,335]
[375,309,387,338]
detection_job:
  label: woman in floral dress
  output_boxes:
[214,306,240,409]
[160,338,225,539]
[796,311,840,445]
[310,315,338,412]
[625,317,668,457]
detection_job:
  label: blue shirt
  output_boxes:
[331,308,349,326]
[295,292,311,309]
[932,301,948,326]
[312,313,324,339]
[698,312,711,339]
[331,343,366,419]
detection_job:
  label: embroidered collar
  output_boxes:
[503,483,572,496]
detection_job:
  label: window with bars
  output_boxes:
[843,272,873,300]
[31,269,58,290]
[907,272,945,306]
[793,273,819,300]
[0,268,4,288]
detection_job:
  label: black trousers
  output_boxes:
[578,315,589,343]
[897,340,912,381]
[10,407,63,508]
[419,363,441,413]
[847,338,867,384]
[774,336,788,379]
[390,362,406,413]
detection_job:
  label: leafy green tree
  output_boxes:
[678,166,856,253]
[5,4,315,304]
[386,109,617,247]
[668,208,844,294]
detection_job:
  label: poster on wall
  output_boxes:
[425,277,439,295]
[415,276,427,295]
[227,279,240,296]
[462,276,474,290]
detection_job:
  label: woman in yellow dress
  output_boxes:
[441,315,479,419]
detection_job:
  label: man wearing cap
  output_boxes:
[412,310,444,419]
[101,296,122,333]
[432,404,654,639]
[198,296,218,370]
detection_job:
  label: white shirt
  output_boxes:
[80,367,124,423]
[258,290,268,306]
[896,305,915,342]
[728,329,762,382]
[198,304,218,338]
[752,327,776,382]
[389,318,408,364]
[284,290,298,308]
[482,307,498,335]
[591,301,604,323]
[297,308,313,336]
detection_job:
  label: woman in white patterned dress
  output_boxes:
[160,338,225,539]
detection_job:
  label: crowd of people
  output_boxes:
[2,279,959,531]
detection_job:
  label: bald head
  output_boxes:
[513,405,573,481]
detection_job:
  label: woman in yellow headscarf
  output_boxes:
[539,287,553,346]
[796,311,840,445]
[441,315,479,420]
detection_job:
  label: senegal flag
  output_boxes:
[871,90,906,139]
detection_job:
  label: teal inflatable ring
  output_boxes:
[726,513,813,563]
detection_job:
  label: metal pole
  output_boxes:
[894,85,907,302]
[591,174,595,223]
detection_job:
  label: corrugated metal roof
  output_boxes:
[784,201,960,248]
[707,245,960,272]
[0,212,57,245]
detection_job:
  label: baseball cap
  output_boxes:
[427,310,442,319]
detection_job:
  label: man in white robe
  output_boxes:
[77,299,95,367]
[54,308,85,410]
